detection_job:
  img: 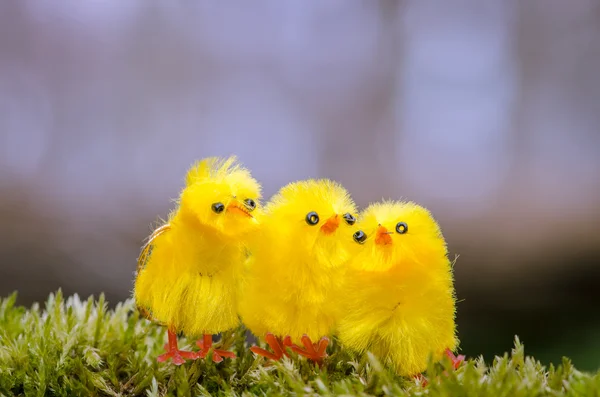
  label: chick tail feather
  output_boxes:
[135,223,171,325]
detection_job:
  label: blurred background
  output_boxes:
[1,1,599,371]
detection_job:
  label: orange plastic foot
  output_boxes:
[289,334,329,364]
[196,334,236,363]
[444,348,465,370]
[250,333,290,361]
[413,373,429,386]
[157,329,198,365]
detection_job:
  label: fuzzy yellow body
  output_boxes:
[239,180,358,343]
[134,156,261,338]
[337,201,458,376]
[134,217,245,335]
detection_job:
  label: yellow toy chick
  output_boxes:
[336,201,463,376]
[239,179,358,363]
[134,156,262,365]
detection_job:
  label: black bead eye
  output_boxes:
[343,213,356,225]
[244,198,256,211]
[353,230,367,244]
[211,202,225,214]
[305,211,319,225]
[395,222,408,234]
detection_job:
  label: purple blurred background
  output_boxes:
[1,1,599,370]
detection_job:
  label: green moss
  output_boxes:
[0,291,598,396]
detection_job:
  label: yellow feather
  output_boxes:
[239,179,358,343]
[336,201,458,376]
[134,155,262,337]
[185,156,242,186]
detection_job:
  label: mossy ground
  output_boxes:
[0,291,598,396]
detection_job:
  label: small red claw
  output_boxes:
[157,330,198,365]
[250,333,289,361]
[420,349,466,384]
[413,373,429,387]
[195,334,236,363]
[289,334,329,364]
[250,346,282,360]
[210,349,236,362]
[212,351,224,363]
[157,352,185,365]
[195,334,213,351]
[316,337,329,356]
[444,348,465,370]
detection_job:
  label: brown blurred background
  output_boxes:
[1,1,599,371]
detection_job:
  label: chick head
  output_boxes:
[179,156,262,237]
[265,179,358,267]
[349,201,448,272]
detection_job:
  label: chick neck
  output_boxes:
[171,207,246,277]
[365,245,445,285]
[292,232,351,271]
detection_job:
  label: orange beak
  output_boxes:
[375,225,393,246]
[320,214,340,235]
[227,202,253,218]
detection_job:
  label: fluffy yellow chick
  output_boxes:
[336,201,462,376]
[239,179,358,363]
[134,156,261,365]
